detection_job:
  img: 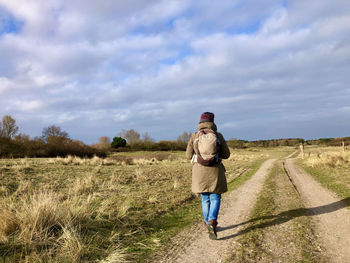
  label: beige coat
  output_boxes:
[186,122,230,194]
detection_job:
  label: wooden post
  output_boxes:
[342,140,345,153]
[299,143,305,159]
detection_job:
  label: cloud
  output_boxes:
[0,77,12,94]
[114,110,131,122]
[0,0,349,143]
[13,100,45,112]
[57,112,79,123]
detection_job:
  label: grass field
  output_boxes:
[297,146,350,203]
[0,147,293,262]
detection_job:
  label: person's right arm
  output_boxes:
[186,133,195,160]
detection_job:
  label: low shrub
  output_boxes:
[0,137,106,158]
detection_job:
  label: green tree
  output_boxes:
[111,137,127,148]
[0,115,19,138]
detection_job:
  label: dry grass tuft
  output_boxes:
[117,199,133,219]
[16,191,65,244]
[132,157,159,165]
[62,194,96,224]
[134,168,147,181]
[57,226,84,262]
[102,158,118,165]
[51,155,106,165]
[96,197,120,219]
[305,151,350,168]
[229,152,267,161]
[15,180,33,195]
[48,153,175,168]
[173,179,180,189]
[72,174,97,195]
[0,185,8,195]
[0,208,19,242]
[106,156,134,165]
[53,155,83,165]
[100,246,129,263]
[0,190,89,261]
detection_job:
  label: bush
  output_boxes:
[111,137,127,149]
[0,136,106,158]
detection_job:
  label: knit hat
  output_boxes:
[199,112,214,123]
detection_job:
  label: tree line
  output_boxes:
[227,137,349,148]
[92,129,192,152]
[0,115,193,158]
[1,114,348,158]
[0,115,105,158]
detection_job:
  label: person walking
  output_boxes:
[186,112,230,240]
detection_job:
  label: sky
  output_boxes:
[0,0,350,144]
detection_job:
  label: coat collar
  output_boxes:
[197,122,217,131]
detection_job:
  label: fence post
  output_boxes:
[342,140,345,153]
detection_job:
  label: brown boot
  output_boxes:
[208,219,218,240]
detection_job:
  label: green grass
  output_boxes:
[297,147,350,205]
[297,163,350,206]
[229,164,278,262]
[227,159,265,192]
[227,147,296,192]
[129,197,202,262]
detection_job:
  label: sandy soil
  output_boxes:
[159,159,276,263]
[284,159,350,263]
[252,163,316,262]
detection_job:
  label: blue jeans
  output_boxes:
[201,193,221,223]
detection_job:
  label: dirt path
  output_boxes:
[228,161,326,262]
[160,159,276,263]
[284,159,350,263]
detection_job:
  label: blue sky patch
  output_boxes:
[227,20,262,35]
[161,48,192,65]
[0,8,23,35]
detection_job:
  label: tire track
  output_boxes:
[284,159,350,263]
